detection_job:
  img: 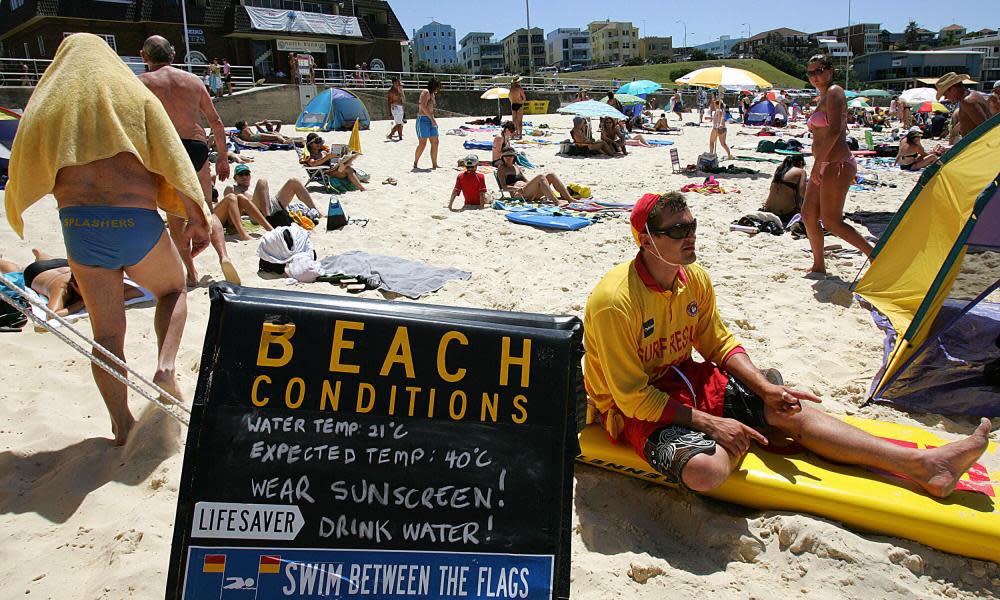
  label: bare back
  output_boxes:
[509,87,526,104]
[138,65,215,140]
[958,91,992,135]
[53,153,160,210]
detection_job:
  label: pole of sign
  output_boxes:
[844,0,852,91]
[525,0,533,79]
[181,0,192,72]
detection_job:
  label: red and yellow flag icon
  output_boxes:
[258,555,281,574]
[203,554,226,573]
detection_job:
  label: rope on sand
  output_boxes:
[0,273,191,427]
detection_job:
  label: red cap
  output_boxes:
[630,193,662,246]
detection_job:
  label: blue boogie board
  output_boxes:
[506,211,592,231]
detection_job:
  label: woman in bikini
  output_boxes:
[492,121,516,166]
[800,54,873,277]
[302,133,365,191]
[496,149,571,205]
[509,77,526,139]
[762,155,806,224]
[570,117,615,156]
[708,95,734,160]
[896,126,943,171]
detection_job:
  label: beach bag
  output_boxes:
[756,140,776,153]
[847,137,860,151]
[785,139,804,151]
[875,143,899,157]
[257,225,314,273]
[697,152,719,171]
[265,207,294,228]
[559,139,572,155]
[0,292,28,331]
[354,167,371,183]
[774,139,788,151]
[567,183,592,199]
[327,198,348,231]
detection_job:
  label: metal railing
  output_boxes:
[0,58,256,93]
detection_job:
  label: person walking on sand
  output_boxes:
[708,95,734,160]
[6,33,213,445]
[413,78,440,170]
[386,76,405,141]
[139,35,240,285]
[800,54,872,277]
[509,76,526,138]
[584,191,993,498]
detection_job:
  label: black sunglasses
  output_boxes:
[806,66,828,77]
[649,219,697,240]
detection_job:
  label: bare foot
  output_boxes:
[153,371,184,406]
[916,418,992,498]
[804,271,828,280]
[110,409,136,446]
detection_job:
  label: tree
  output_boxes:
[413,60,436,74]
[754,33,807,82]
[903,21,920,47]
[624,56,644,66]
[440,63,469,74]
[690,49,709,61]
[669,67,694,81]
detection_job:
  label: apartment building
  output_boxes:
[501,27,544,74]
[639,36,673,61]
[413,20,456,67]
[546,28,591,68]
[588,20,639,64]
[459,32,504,75]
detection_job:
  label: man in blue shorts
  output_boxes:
[413,78,441,170]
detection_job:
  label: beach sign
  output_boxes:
[165,284,581,600]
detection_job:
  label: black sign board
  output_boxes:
[166,284,582,600]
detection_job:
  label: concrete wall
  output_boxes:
[213,85,301,127]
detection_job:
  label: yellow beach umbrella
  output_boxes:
[481,87,511,116]
[348,118,362,154]
[676,66,771,90]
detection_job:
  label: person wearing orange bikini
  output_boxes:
[800,54,873,277]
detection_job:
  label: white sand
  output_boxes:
[1,114,998,598]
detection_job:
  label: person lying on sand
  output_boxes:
[583,191,992,498]
[6,33,213,445]
[234,119,299,145]
[497,148,571,206]
[0,249,144,316]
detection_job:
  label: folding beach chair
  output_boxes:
[670,148,682,174]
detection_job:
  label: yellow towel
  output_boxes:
[5,33,208,238]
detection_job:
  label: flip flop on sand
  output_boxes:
[382,177,397,185]
[220,259,241,285]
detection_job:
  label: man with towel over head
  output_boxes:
[5,33,212,446]
[139,34,240,286]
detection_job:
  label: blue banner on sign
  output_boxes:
[183,546,554,600]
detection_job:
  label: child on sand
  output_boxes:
[447,155,488,210]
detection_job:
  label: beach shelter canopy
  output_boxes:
[557,100,626,119]
[860,89,893,98]
[899,87,938,107]
[676,66,770,90]
[744,99,787,125]
[295,88,370,132]
[854,113,1000,415]
[617,80,661,95]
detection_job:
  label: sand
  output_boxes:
[1,114,998,599]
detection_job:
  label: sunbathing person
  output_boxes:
[206,133,254,164]
[652,113,672,131]
[761,155,806,224]
[302,133,366,191]
[223,164,320,228]
[599,116,627,155]
[234,119,296,145]
[897,126,944,171]
[253,119,283,133]
[571,117,615,156]
[1,249,144,316]
[497,148,571,205]
[492,121,516,166]
[584,191,992,498]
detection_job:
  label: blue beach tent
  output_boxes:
[744,99,786,126]
[295,88,370,131]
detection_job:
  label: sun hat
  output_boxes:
[461,154,479,167]
[234,164,251,175]
[994,80,1000,90]
[501,148,517,157]
[907,126,923,136]
[935,72,966,98]
[630,193,664,246]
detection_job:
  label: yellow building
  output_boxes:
[588,20,640,64]
[639,36,673,61]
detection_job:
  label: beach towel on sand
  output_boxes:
[5,33,206,237]
[319,251,471,299]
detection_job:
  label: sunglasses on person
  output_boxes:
[806,66,829,77]
[647,219,697,240]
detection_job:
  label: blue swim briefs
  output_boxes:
[59,206,165,269]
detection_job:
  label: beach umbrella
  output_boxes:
[617,79,661,95]
[676,66,771,90]
[557,100,627,120]
[844,90,859,98]
[348,118,363,154]
[860,89,892,98]
[914,101,950,113]
[848,98,871,109]
[481,87,510,116]
[606,93,645,106]
[900,87,938,107]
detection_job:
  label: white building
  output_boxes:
[458,32,504,75]
[413,21,457,67]
[546,28,591,67]
[960,31,1000,89]
[816,35,852,58]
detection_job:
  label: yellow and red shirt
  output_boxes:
[584,254,744,423]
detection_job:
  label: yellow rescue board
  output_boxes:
[577,417,1000,563]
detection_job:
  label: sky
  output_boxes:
[393,0,994,47]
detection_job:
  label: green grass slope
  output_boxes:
[561,59,807,89]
